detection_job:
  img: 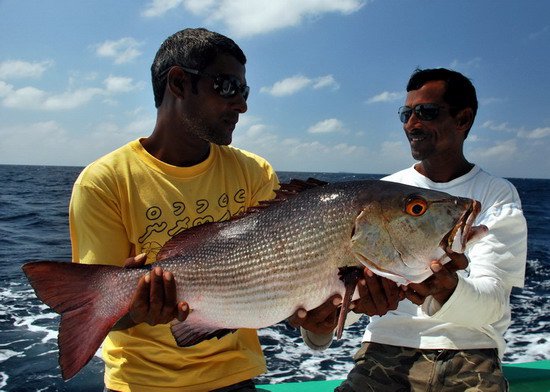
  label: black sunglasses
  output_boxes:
[180,66,250,101]
[398,103,447,123]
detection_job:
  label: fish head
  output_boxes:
[350,182,486,285]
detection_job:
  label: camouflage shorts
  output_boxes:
[334,342,508,392]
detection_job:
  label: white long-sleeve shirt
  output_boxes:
[302,165,527,358]
[361,165,527,358]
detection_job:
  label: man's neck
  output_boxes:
[414,159,474,183]
[141,131,211,167]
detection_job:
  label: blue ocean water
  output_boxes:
[0,164,548,391]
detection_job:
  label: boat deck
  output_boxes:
[258,360,550,391]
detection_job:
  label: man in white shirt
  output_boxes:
[298,68,527,391]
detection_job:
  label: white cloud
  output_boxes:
[141,0,186,17]
[0,112,154,166]
[449,57,482,69]
[312,75,339,90]
[261,74,339,97]
[367,91,404,104]
[103,76,144,93]
[3,86,48,108]
[142,0,366,38]
[481,121,515,132]
[308,118,345,134]
[0,81,14,97]
[232,115,409,174]
[213,0,366,38]
[1,75,141,110]
[261,75,311,96]
[2,86,103,110]
[43,88,106,110]
[0,60,54,79]
[94,38,142,64]
[482,121,550,140]
[479,97,505,106]
[518,127,550,139]
[529,25,549,40]
[472,140,517,159]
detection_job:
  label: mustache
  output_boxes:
[223,113,239,124]
[406,128,428,138]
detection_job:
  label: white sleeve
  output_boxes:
[423,202,527,327]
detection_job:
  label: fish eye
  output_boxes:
[404,196,428,216]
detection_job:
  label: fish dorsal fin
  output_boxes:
[249,178,329,212]
[156,178,329,261]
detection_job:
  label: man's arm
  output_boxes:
[412,203,527,326]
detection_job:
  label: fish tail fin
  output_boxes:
[22,261,137,380]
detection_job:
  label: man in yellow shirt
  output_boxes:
[69,28,278,392]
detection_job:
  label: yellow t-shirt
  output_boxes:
[69,139,278,391]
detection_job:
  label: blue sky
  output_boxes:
[1,0,549,178]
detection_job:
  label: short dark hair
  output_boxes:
[407,68,478,135]
[151,28,247,108]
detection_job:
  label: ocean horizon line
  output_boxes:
[1,163,549,181]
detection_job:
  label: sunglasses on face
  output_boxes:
[180,66,250,101]
[398,103,447,123]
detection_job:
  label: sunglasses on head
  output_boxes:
[398,103,447,123]
[180,66,250,101]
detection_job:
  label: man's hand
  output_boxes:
[287,266,405,335]
[351,267,403,316]
[404,251,469,306]
[288,294,342,335]
[112,254,189,330]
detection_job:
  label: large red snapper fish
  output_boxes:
[22,179,486,380]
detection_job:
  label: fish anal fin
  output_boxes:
[170,319,236,347]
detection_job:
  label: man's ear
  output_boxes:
[456,108,474,131]
[166,67,187,99]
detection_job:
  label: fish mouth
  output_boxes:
[439,199,485,254]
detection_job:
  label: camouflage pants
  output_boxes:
[335,342,508,392]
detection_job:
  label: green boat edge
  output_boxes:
[257,360,550,392]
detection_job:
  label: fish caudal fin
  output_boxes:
[22,261,136,380]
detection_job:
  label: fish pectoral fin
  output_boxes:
[335,267,363,340]
[170,320,236,347]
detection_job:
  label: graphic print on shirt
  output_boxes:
[167,202,190,237]
[139,188,246,259]
[138,206,167,256]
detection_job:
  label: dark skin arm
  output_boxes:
[288,267,403,335]
[111,253,189,330]
[404,250,469,306]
